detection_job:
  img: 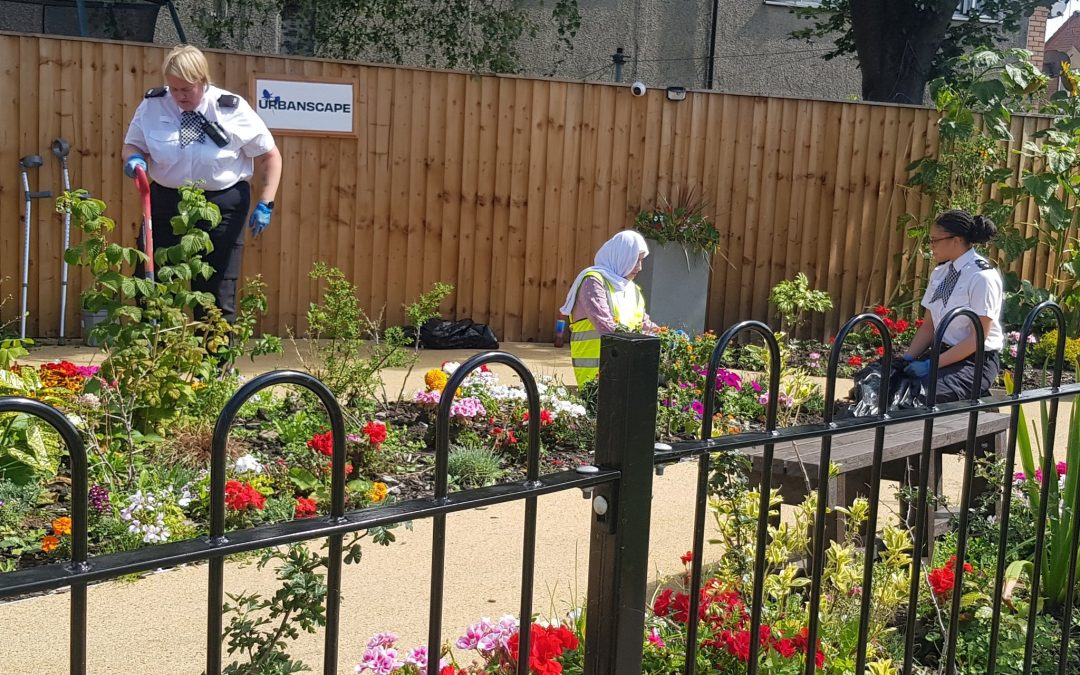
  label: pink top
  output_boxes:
[569,276,657,334]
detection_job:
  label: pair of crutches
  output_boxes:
[18,143,153,341]
[19,140,75,342]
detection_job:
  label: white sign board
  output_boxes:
[252,76,356,136]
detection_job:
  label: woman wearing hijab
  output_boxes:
[901,209,1004,403]
[560,230,658,386]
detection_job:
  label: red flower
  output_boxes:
[915,318,925,328]
[946,554,974,573]
[362,420,387,446]
[307,431,333,456]
[875,346,885,357]
[847,355,863,367]
[522,409,554,426]
[816,650,826,668]
[873,304,891,317]
[928,566,955,595]
[723,629,751,662]
[774,638,796,658]
[680,550,693,565]
[652,588,673,617]
[294,496,317,519]
[224,479,265,511]
[883,317,896,331]
[508,623,578,674]
[894,319,910,333]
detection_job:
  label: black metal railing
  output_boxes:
[0,353,619,675]
[642,301,1080,675]
[2,304,1079,674]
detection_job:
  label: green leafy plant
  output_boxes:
[275,0,581,75]
[60,187,221,437]
[220,528,396,673]
[900,48,1080,335]
[302,262,454,406]
[58,187,278,467]
[448,444,505,488]
[769,273,833,334]
[0,413,63,486]
[634,187,722,257]
[1003,370,1080,611]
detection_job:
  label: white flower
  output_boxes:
[442,361,461,374]
[234,454,264,475]
[65,414,85,428]
[73,393,101,409]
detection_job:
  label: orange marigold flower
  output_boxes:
[41,535,60,553]
[51,516,72,536]
[424,369,449,392]
[367,482,389,504]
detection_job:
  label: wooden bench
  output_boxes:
[739,412,1011,544]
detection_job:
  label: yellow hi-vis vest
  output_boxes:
[569,271,646,387]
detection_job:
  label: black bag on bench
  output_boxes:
[850,360,927,417]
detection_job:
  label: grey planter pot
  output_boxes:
[81,308,108,347]
[636,238,711,335]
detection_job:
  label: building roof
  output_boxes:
[1047,11,1080,52]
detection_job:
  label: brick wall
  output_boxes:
[1028,6,1050,69]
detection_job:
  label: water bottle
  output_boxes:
[554,319,567,348]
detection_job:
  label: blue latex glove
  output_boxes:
[905,358,931,380]
[249,201,272,238]
[124,154,147,179]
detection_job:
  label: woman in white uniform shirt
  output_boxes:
[121,45,282,322]
[901,210,1004,403]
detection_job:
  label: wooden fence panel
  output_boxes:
[0,32,1066,342]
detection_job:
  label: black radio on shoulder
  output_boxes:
[201,119,230,148]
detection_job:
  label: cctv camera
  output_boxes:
[630,81,646,97]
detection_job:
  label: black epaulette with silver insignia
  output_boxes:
[974,259,993,270]
[218,94,239,108]
[144,87,167,98]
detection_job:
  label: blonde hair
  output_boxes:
[162,45,211,85]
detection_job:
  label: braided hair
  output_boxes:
[936,209,997,245]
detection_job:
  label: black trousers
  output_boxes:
[138,181,250,322]
[933,348,1001,404]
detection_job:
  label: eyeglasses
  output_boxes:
[928,234,957,245]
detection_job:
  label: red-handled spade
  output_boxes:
[133,165,154,282]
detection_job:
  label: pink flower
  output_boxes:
[758,394,770,406]
[648,627,666,649]
[449,397,486,419]
[751,380,763,393]
[414,390,441,405]
[1058,462,1068,476]
[366,633,399,649]
[357,644,401,675]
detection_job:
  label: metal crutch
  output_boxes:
[52,139,72,345]
[19,155,52,340]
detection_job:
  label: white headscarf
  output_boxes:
[559,230,649,316]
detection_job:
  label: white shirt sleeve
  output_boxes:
[123,101,149,153]
[966,270,1002,320]
[230,97,276,158]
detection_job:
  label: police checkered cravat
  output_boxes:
[930,263,960,305]
[180,111,205,148]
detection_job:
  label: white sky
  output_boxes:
[1049,0,1080,39]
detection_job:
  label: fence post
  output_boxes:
[584,332,660,673]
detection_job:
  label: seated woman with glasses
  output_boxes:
[900,210,1004,403]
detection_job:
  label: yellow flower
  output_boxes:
[192,381,206,391]
[51,516,72,536]
[367,482,389,504]
[41,535,60,553]
[424,369,449,392]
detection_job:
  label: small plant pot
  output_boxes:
[81,309,108,347]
